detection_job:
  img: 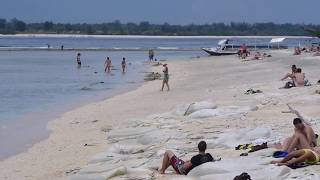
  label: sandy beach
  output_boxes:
[1,49,320,180]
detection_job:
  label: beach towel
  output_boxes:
[273,151,289,158]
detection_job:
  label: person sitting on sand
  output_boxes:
[278,118,316,153]
[238,44,250,59]
[252,52,263,60]
[293,68,305,87]
[159,141,215,175]
[313,47,320,56]
[271,147,320,166]
[161,64,170,91]
[105,57,112,73]
[293,47,301,55]
[281,65,297,81]
[281,65,298,88]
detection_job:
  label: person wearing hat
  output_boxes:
[161,64,170,91]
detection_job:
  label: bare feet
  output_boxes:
[158,169,165,174]
[277,162,289,166]
[270,160,280,164]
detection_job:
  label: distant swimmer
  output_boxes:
[61,45,64,51]
[121,57,126,73]
[161,64,170,91]
[105,57,112,73]
[76,53,81,66]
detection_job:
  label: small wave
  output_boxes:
[157,47,179,50]
[80,86,93,91]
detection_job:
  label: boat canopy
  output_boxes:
[218,39,229,45]
[270,38,286,43]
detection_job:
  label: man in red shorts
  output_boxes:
[159,141,214,175]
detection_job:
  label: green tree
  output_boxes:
[0,18,6,29]
[43,21,53,31]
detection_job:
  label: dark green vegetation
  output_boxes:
[0,18,320,36]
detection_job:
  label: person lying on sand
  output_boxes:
[271,147,320,166]
[159,141,215,175]
[277,118,316,153]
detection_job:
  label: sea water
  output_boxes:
[0,35,317,160]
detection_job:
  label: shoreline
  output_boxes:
[0,78,143,161]
[1,49,320,179]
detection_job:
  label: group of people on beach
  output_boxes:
[76,53,127,73]
[156,47,320,178]
[238,44,271,61]
[76,51,171,91]
[295,45,320,56]
[271,118,320,167]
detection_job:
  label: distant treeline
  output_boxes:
[0,18,320,36]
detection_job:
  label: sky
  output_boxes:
[0,0,319,25]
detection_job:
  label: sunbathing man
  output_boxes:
[159,141,214,175]
[271,147,320,166]
[280,118,316,153]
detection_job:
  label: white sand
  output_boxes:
[1,49,320,180]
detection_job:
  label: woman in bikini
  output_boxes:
[161,64,170,91]
[271,147,320,166]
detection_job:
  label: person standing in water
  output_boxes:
[161,64,170,91]
[76,53,81,66]
[121,57,126,73]
[149,49,154,62]
[105,57,112,73]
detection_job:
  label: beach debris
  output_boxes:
[80,86,92,91]
[244,88,262,95]
[144,72,161,81]
[233,172,251,180]
[66,167,81,175]
[84,143,96,147]
[184,101,217,116]
[100,125,112,133]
